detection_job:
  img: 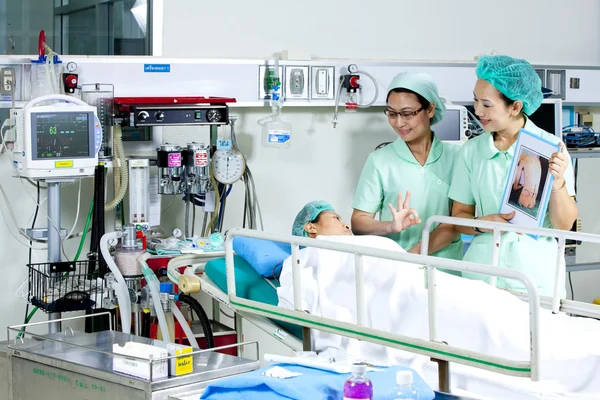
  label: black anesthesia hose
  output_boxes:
[178,294,215,349]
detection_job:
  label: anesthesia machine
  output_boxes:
[0,36,268,400]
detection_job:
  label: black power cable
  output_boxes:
[24,182,41,324]
[178,294,214,349]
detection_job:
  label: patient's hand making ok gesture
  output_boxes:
[388,191,421,233]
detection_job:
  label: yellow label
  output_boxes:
[54,160,73,168]
[174,347,193,375]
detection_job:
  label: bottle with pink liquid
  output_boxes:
[343,363,373,400]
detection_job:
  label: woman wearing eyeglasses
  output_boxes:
[351,72,463,266]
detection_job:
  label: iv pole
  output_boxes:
[47,181,62,334]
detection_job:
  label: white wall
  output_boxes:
[163,0,600,66]
[572,161,600,302]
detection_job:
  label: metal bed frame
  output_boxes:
[220,216,600,393]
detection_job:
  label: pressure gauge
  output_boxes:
[348,64,358,73]
[206,109,222,123]
[212,149,245,184]
[66,62,77,72]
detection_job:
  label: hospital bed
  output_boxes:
[191,216,600,399]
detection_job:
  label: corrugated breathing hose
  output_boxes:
[177,294,214,349]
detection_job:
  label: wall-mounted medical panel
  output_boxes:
[1,56,600,108]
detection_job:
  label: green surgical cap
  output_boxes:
[292,200,335,237]
[476,55,543,116]
[387,72,445,126]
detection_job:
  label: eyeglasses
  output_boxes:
[384,107,424,120]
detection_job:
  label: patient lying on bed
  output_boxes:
[277,201,600,396]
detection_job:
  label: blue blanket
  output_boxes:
[200,363,435,400]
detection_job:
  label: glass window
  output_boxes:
[0,0,151,56]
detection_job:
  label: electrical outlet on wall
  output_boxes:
[285,66,309,100]
[1,68,15,95]
[310,66,335,100]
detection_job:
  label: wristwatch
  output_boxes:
[473,217,483,233]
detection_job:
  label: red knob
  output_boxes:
[66,74,77,86]
[349,76,360,88]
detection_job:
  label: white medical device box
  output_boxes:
[12,103,102,179]
[112,341,169,380]
[153,341,194,376]
[436,104,470,143]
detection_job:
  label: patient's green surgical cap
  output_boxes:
[476,55,543,116]
[292,200,335,237]
[387,72,446,126]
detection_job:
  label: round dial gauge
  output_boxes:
[66,62,77,72]
[206,109,222,123]
[212,149,245,184]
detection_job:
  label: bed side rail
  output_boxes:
[421,216,600,316]
[225,227,542,380]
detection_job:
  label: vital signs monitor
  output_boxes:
[13,95,102,179]
[434,104,470,143]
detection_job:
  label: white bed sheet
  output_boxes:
[276,235,600,399]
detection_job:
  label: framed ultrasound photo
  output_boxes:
[499,128,560,239]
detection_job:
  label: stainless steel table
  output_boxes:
[7,314,259,400]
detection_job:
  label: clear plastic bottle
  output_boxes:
[261,116,292,148]
[390,370,419,399]
[343,363,373,400]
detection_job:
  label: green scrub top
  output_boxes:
[353,134,463,263]
[448,118,576,297]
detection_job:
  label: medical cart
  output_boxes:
[5,314,259,400]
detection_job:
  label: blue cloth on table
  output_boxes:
[200,363,435,400]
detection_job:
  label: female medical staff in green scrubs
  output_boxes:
[352,72,463,262]
[449,55,577,297]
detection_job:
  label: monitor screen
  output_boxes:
[434,109,461,141]
[32,112,91,159]
[528,103,558,135]
[465,102,559,136]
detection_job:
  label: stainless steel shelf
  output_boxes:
[566,255,600,272]
[567,261,600,272]
[569,147,600,159]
